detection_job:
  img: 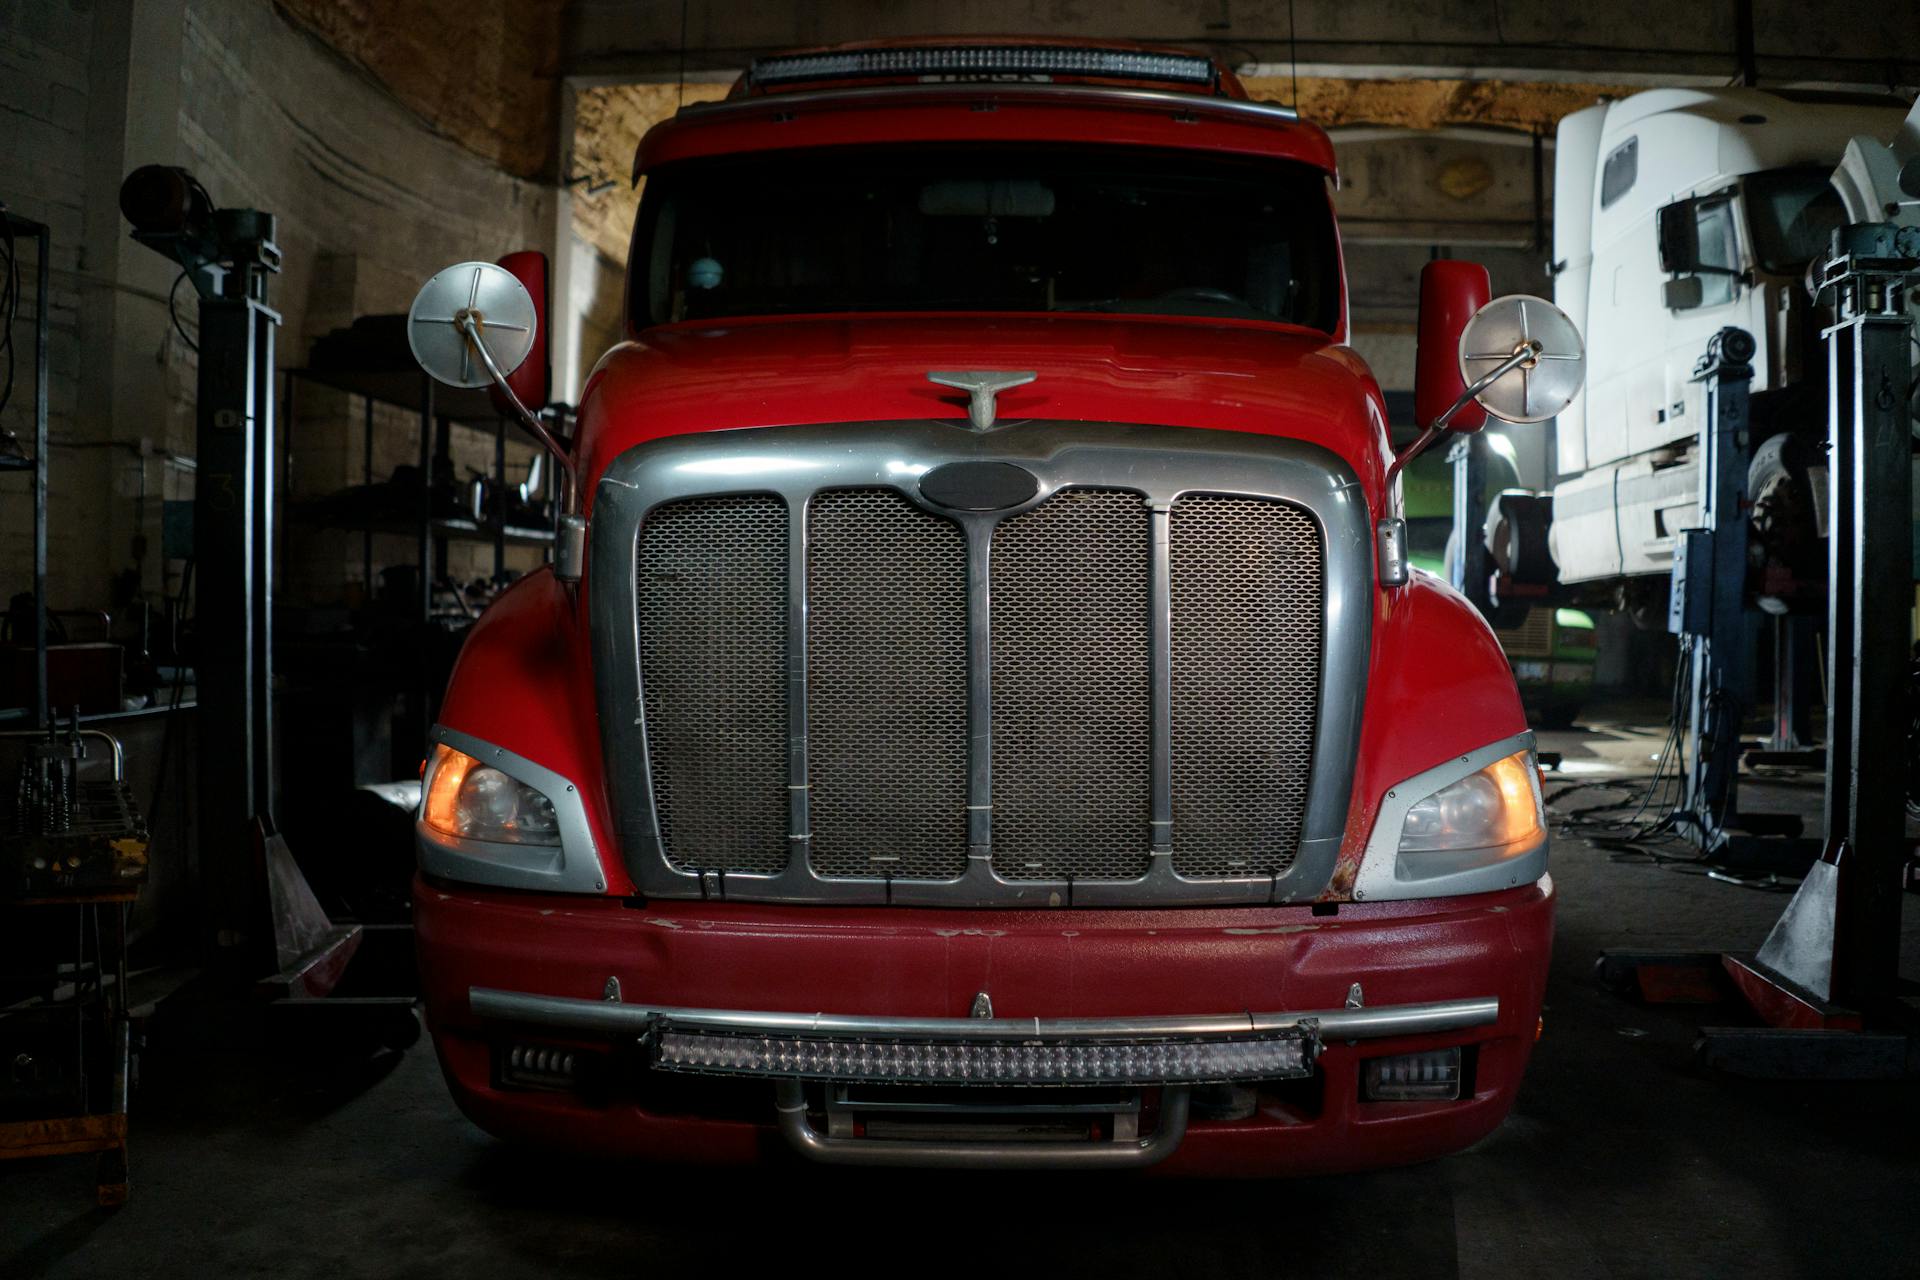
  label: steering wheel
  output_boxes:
[1156,285,1250,306]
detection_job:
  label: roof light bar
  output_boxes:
[750,46,1217,90]
[654,1028,1313,1086]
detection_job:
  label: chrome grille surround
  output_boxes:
[592,420,1371,907]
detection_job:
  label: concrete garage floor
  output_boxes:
[4,723,1918,1279]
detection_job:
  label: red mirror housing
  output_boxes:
[490,250,550,414]
[1414,260,1491,433]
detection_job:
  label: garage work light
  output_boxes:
[655,1030,1312,1086]
[750,46,1217,90]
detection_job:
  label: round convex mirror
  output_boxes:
[407,261,537,389]
[1457,294,1585,424]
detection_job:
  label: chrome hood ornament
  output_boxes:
[927,370,1036,431]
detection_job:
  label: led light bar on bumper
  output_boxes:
[655,1029,1312,1086]
[468,988,1503,1086]
[749,45,1217,89]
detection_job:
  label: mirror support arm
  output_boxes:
[1383,342,1540,494]
[458,314,580,517]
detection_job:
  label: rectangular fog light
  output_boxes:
[499,1042,582,1091]
[1362,1047,1462,1101]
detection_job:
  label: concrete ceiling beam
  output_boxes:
[562,0,1919,93]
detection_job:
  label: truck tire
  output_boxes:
[1487,492,1557,587]
[1747,430,1826,615]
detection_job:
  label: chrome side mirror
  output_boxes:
[1380,293,1584,587]
[408,261,538,388]
[1455,294,1585,424]
[407,261,584,579]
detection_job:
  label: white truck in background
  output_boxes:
[1539,87,1916,614]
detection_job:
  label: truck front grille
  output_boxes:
[636,494,790,874]
[1493,608,1553,657]
[990,489,1153,881]
[635,487,1318,883]
[806,489,971,880]
[1169,495,1322,878]
[597,423,1367,906]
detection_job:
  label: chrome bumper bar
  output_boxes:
[774,1078,1192,1169]
[469,987,1499,1042]
[471,987,1498,1170]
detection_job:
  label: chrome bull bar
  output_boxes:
[469,987,1499,1169]
[468,987,1500,1043]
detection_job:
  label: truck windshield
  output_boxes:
[1744,167,1846,275]
[631,145,1340,331]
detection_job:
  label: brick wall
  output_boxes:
[0,0,558,618]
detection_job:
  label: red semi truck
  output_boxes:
[405,40,1576,1173]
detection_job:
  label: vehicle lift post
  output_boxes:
[1658,328,1808,866]
[1599,224,1918,1077]
[122,172,414,1041]
[1448,432,1491,606]
[184,218,281,963]
[1670,326,1759,849]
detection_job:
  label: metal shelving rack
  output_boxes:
[280,365,560,747]
[0,214,140,1205]
[283,366,557,608]
[3,210,51,728]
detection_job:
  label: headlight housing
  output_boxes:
[423,744,560,846]
[1396,749,1544,877]
[1354,738,1550,902]
[415,732,605,894]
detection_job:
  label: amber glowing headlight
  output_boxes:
[1396,749,1544,873]
[422,744,560,846]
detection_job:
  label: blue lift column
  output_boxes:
[1670,326,1757,847]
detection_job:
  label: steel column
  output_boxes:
[1829,309,1911,1009]
[1446,432,1490,610]
[362,394,374,593]
[32,220,49,729]
[1680,329,1755,839]
[252,304,276,822]
[1746,222,1918,1019]
[194,294,278,955]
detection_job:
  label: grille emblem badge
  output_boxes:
[918,461,1039,511]
[927,370,1036,431]
[970,992,993,1020]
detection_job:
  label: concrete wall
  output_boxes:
[0,0,557,622]
[0,0,104,608]
[273,0,564,180]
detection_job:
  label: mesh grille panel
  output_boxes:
[1493,608,1553,657]
[636,495,790,875]
[807,490,970,879]
[990,489,1152,880]
[1169,495,1321,877]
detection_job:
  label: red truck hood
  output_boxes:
[574,314,1393,514]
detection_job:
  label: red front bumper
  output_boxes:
[415,874,1553,1175]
